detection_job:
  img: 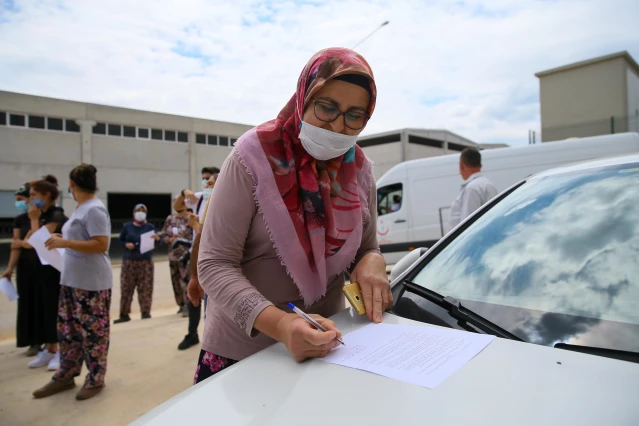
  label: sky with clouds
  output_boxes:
[1,0,638,145]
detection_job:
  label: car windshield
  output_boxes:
[411,161,639,352]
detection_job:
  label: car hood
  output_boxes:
[133,309,639,426]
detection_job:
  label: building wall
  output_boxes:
[361,141,403,180]
[406,144,447,161]
[539,58,627,141]
[627,68,639,133]
[0,91,252,220]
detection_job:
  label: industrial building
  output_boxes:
[0,90,253,238]
[358,129,507,180]
[536,51,639,142]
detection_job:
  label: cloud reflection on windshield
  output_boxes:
[415,166,639,351]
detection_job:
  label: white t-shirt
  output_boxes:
[185,192,207,218]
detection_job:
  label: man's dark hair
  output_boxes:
[393,195,401,203]
[460,148,482,168]
[201,167,220,175]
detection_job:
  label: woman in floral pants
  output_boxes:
[115,204,159,323]
[33,164,113,401]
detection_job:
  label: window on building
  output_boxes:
[196,134,206,144]
[108,124,122,136]
[178,132,188,143]
[123,126,136,138]
[151,129,163,140]
[165,130,176,141]
[448,142,466,152]
[65,120,80,132]
[207,135,218,145]
[28,115,46,129]
[47,117,64,131]
[219,136,229,147]
[138,128,149,139]
[10,114,26,127]
[231,138,237,145]
[0,112,6,126]
[93,122,106,135]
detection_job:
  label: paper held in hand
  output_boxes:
[319,323,495,389]
[140,230,156,254]
[0,278,19,302]
[27,226,65,273]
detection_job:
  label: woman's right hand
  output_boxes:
[125,242,135,250]
[275,313,342,363]
[2,268,12,279]
[28,204,41,221]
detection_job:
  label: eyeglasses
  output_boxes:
[311,99,370,130]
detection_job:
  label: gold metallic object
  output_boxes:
[343,282,366,315]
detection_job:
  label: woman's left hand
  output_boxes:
[45,234,67,250]
[153,234,160,241]
[350,253,393,323]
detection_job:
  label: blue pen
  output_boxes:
[287,303,345,346]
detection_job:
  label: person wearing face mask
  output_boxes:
[161,196,194,316]
[2,182,42,358]
[193,48,391,384]
[115,204,159,324]
[175,166,220,221]
[33,164,112,401]
[27,175,68,371]
[177,172,218,351]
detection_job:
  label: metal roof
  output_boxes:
[535,51,639,78]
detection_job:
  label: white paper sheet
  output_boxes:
[140,230,156,254]
[27,226,65,273]
[0,278,19,301]
[320,323,495,389]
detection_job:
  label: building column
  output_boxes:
[400,130,408,162]
[443,132,449,154]
[76,120,96,164]
[188,131,198,190]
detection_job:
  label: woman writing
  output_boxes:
[115,204,159,323]
[2,183,40,357]
[26,176,67,370]
[33,164,112,401]
[195,48,391,383]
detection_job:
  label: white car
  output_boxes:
[135,154,639,426]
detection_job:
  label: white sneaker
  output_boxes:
[28,349,55,369]
[47,351,60,371]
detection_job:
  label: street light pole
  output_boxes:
[352,21,390,50]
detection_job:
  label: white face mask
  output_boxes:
[298,121,359,161]
[201,179,208,190]
[134,212,147,222]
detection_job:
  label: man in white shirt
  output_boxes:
[177,167,220,219]
[173,167,219,351]
[449,148,497,228]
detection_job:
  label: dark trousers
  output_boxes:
[187,299,201,337]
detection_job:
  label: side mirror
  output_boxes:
[389,247,428,287]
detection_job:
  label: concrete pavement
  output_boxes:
[0,261,199,426]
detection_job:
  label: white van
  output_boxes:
[375,132,639,264]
